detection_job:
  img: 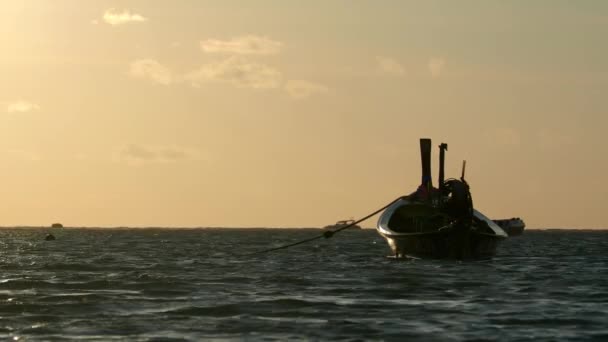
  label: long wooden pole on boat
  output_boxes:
[420,138,432,191]
[438,143,448,192]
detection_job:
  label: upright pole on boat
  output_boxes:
[461,160,467,181]
[438,143,448,192]
[420,138,432,189]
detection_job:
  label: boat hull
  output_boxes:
[503,225,524,236]
[380,230,503,259]
[377,198,507,260]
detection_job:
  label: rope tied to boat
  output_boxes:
[244,196,406,256]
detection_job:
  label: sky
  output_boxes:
[0,1,607,228]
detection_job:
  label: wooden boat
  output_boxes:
[493,218,525,236]
[376,139,507,259]
[323,219,362,230]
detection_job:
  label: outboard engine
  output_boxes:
[436,142,473,222]
[442,179,473,220]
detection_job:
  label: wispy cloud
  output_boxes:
[429,57,446,78]
[284,80,329,99]
[6,101,40,113]
[102,9,147,26]
[118,144,198,164]
[129,59,173,85]
[200,35,282,55]
[376,56,405,76]
[186,56,282,89]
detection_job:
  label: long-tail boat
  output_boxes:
[376,138,507,259]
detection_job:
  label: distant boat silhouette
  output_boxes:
[51,223,63,228]
[323,219,362,230]
[492,218,525,236]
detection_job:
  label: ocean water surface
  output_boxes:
[0,228,606,341]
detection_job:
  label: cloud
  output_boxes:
[185,56,282,89]
[119,144,197,164]
[102,9,147,26]
[429,57,446,78]
[284,80,329,99]
[376,56,405,76]
[200,35,282,55]
[6,101,40,113]
[129,59,173,85]
[129,57,282,90]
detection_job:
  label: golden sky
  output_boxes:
[1,1,606,228]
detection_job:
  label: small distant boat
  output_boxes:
[376,139,507,260]
[324,219,362,230]
[493,218,525,236]
[51,223,63,228]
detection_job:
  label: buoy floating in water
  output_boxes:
[45,234,56,241]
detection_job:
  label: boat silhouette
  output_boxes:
[323,219,362,230]
[375,138,507,259]
[492,218,525,236]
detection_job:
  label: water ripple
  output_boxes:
[0,228,606,341]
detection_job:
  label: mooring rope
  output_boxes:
[244,196,405,256]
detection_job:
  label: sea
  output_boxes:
[0,228,606,341]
